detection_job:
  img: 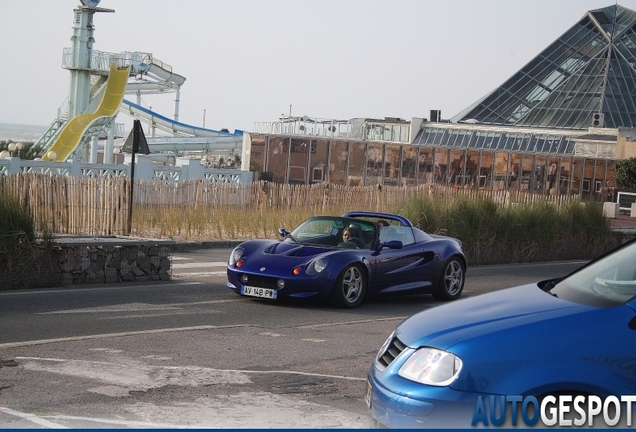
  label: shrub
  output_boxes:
[0,189,55,289]
[0,189,37,257]
[615,157,636,190]
[396,195,615,264]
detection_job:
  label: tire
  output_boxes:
[433,257,465,301]
[332,264,367,308]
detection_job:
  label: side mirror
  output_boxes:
[385,240,403,250]
[373,240,403,255]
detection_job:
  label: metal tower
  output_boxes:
[67,1,114,119]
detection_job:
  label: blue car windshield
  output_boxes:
[288,217,377,249]
[550,241,636,308]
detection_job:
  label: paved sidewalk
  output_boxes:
[610,212,636,230]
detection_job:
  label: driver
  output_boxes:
[341,228,355,243]
[339,227,365,248]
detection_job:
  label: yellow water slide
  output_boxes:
[44,63,130,161]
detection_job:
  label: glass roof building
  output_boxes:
[452,4,636,130]
[245,4,636,205]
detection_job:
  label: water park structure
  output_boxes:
[35,0,245,166]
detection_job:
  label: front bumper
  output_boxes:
[366,367,478,429]
[227,267,334,301]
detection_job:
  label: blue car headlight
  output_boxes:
[398,347,463,386]
[229,247,244,266]
[306,257,328,275]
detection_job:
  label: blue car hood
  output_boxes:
[239,241,351,267]
[260,242,342,258]
[396,284,586,351]
[394,284,636,396]
[262,241,335,258]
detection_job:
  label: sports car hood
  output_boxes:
[395,283,589,351]
[261,241,335,258]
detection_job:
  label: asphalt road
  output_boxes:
[0,248,587,428]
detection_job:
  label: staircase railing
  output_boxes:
[62,48,152,75]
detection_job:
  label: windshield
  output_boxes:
[550,240,636,308]
[287,217,377,249]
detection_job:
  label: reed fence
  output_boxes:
[0,173,580,238]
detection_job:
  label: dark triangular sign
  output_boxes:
[122,120,151,155]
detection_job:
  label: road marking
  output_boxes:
[0,281,202,297]
[301,338,326,343]
[0,406,68,429]
[89,348,123,353]
[39,391,368,428]
[173,271,227,277]
[171,261,227,269]
[40,414,190,429]
[297,316,407,329]
[15,356,366,383]
[0,324,251,349]
[8,358,367,428]
[36,299,240,314]
[0,315,401,349]
[241,369,365,381]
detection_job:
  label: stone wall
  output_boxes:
[52,236,175,286]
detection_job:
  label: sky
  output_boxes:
[2,0,636,133]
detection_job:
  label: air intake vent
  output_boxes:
[592,112,605,127]
[375,335,407,369]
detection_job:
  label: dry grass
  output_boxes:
[132,203,373,241]
[1,173,620,264]
[130,194,619,265]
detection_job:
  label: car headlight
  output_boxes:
[229,247,244,266]
[398,347,462,386]
[306,257,328,275]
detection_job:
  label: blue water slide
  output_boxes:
[120,99,243,137]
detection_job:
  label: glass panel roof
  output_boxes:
[413,128,576,155]
[452,4,636,130]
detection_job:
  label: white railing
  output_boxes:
[62,49,152,75]
[252,118,352,138]
[0,157,252,184]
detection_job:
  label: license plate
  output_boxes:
[365,379,372,408]
[241,285,277,299]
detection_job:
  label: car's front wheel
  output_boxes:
[433,257,465,301]
[332,264,366,308]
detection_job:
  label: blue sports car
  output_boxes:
[226,211,466,308]
[367,238,636,428]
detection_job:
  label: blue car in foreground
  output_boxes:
[367,239,636,428]
[227,211,466,308]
